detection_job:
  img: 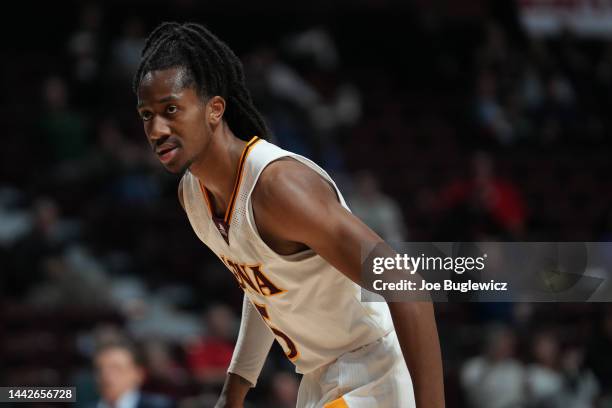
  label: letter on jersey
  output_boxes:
[220,255,285,297]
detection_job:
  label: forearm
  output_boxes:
[227,294,275,386]
[217,296,274,407]
[389,301,445,408]
[217,372,252,407]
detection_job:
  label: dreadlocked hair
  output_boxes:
[133,22,270,141]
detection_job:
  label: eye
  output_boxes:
[140,110,153,121]
[166,105,178,114]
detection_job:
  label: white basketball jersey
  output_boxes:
[181,136,394,374]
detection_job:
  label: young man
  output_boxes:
[134,22,444,408]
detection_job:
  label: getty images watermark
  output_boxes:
[360,242,612,302]
[370,252,506,293]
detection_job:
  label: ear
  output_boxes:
[207,95,226,127]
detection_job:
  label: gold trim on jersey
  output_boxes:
[197,136,260,224]
[225,135,260,224]
[324,397,349,408]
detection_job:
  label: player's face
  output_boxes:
[137,67,210,174]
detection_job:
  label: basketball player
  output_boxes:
[133,22,444,408]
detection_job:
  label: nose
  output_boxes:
[148,116,172,143]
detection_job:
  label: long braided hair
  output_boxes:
[133,22,269,140]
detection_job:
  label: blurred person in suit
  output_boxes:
[94,340,175,408]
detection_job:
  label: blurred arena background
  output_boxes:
[2,0,612,407]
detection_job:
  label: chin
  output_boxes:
[179,158,195,175]
[162,159,192,176]
[163,163,185,175]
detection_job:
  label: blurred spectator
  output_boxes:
[9,197,80,296]
[258,49,320,111]
[125,296,202,343]
[558,346,599,408]
[475,70,515,145]
[30,198,80,246]
[525,331,563,406]
[0,187,31,247]
[349,171,407,242]
[586,307,612,398]
[86,118,160,205]
[112,18,146,80]
[244,30,360,168]
[460,324,525,408]
[185,304,237,390]
[93,340,175,408]
[39,76,89,164]
[26,245,112,309]
[67,3,103,83]
[520,63,544,111]
[244,47,319,158]
[142,340,190,399]
[267,371,300,408]
[435,152,526,239]
[285,27,339,71]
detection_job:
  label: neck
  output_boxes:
[188,122,247,211]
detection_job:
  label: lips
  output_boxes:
[156,144,179,164]
[155,142,178,155]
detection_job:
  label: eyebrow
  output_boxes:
[137,94,180,109]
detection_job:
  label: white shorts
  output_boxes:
[296,330,416,408]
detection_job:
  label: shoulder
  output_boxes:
[253,158,335,204]
[252,158,337,218]
[250,158,343,243]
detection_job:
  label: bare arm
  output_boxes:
[387,301,445,408]
[252,160,445,408]
[215,373,252,408]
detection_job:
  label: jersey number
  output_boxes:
[253,302,299,361]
